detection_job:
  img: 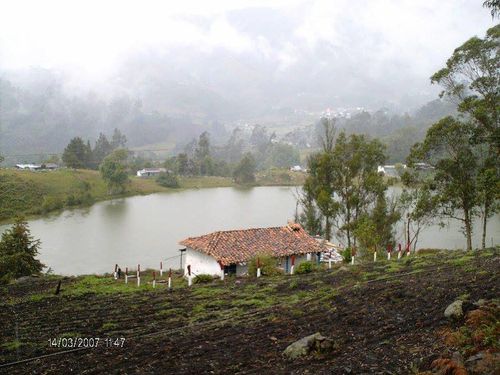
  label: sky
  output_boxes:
[0,0,496,110]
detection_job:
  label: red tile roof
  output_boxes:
[179,223,325,265]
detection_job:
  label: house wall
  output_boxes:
[184,248,221,277]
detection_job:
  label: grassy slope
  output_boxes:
[0,169,169,223]
[0,248,498,373]
[0,169,304,223]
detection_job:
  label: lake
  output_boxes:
[1,186,498,275]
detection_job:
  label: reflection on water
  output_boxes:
[0,186,498,275]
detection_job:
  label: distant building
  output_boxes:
[136,168,167,177]
[290,165,303,172]
[377,164,405,178]
[16,164,41,171]
[179,223,326,277]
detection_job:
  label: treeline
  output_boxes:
[298,24,499,253]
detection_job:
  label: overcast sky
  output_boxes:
[0,0,496,111]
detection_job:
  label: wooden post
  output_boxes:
[256,258,261,278]
[114,264,118,280]
[290,255,295,275]
[137,264,141,287]
[187,265,192,287]
[168,268,172,290]
[125,267,128,284]
[152,271,156,289]
[387,244,392,260]
[373,250,377,262]
[406,242,410,257]
[160,261,163,277]
[398,243,402,260]
[328,252,332,269]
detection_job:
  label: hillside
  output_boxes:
[0,249,498,374]
[0,169,306,223]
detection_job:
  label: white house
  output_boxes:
[16,164,41,171]
[290,165,303,172]
[179,223,326,277]
[136,168,167,177]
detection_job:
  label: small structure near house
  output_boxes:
[290,165,303,172]
[179,223,326,277]
[136,168,167,177]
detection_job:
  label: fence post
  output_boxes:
[387,244,392,260]
[125,267,128,284]
[406,242,411,256]
[137,264,141,287]
[290,255,295,275]
[160,261,163,277]
[256,258,261,278]
[168,268,172,290]
[351,247,356,265]
[114,264,118,280]
[187,265,192,287]
[373,250,377,262]
[152,271,156,289]
[398,243,402,260]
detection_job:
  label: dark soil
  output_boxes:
[0,249,498,374]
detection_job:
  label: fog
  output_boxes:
[0,0,496,156]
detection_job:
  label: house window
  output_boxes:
[224,264,237,275]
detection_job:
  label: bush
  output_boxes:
[156,172,180,188]
[248,255,282,277]
[342,247,352,263]
[295,261,315,274]
[193,274,214,284]
[41,196,64,213]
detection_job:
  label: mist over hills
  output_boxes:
[0,1,494,159]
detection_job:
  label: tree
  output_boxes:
[330,132,386,247]
[195,132,214,175]
[92,133,113,168]
[99,149,130,194]
[0,218,44,283]
[431,25,499,154]
[409,117,479,250]
[111,128,127,149]
[483,0,500,18]
[233,153,256,184]
[62,137,91,169]
[295,188,323,237]
[399,172,438,251]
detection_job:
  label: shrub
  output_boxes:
[248,255,282,277]
[342,247,352,263]
[295,261,315,274]
[156,172,180,188]
[193,274,214,284]
[41,196,64,213]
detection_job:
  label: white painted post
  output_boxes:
[187,265,192,287]
[160,261,163,277]
[114,264,118,280]
[168,268,172,290]
[218,261,225,281]
[125,267,128,284]
[290,255,295,275]
[398,244,402,260]
[256,258,261,278]
[152,271,156,289]
[351,255,355,265]
[137,264,141,287]
[373,251,377,262]
[388,252,391,261]
[328,257,332,269]
[406,242,411,257]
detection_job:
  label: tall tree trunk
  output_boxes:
[482,201,489,249]
[325,216,331,241]
[464,211,473,251]
[346,207,351,248]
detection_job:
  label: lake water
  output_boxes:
[1,186,498,275]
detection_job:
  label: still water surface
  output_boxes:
[1,186,498,275]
